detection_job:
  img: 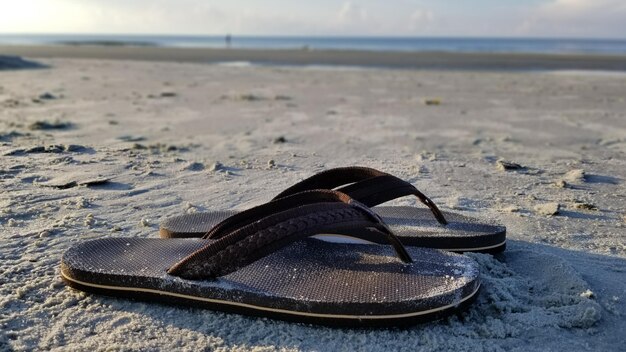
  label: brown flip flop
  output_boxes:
[160,167,506,253]
[61,190,481,327]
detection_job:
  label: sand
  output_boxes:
[1,51,625,351]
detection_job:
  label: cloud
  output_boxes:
[0,0,223,33]
[71,0,228,33]
[519,0,626,37]
[332,1,376,34]
[0,0,623,38]
[0,0,93,32]
[337,2,369,23]
[408,9,434,32]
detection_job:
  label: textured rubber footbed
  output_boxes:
[61,238,480,325]
[160,206,506,251]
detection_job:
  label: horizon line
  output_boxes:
[1,33,626,41]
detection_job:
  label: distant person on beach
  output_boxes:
[225,34,231,48]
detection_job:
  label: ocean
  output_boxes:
[1,34,626,55]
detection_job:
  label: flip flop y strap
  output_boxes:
[168,191,412,280]
[272,166,448,225]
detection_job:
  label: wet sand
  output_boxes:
[2,44,626,70]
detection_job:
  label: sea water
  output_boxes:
[1,34,626,55]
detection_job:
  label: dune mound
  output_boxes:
[0,55,44,70]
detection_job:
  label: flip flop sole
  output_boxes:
[160,206,506,253]
[61,238,481,327]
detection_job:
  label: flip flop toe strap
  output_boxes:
[203,189,354,240]
[273,167,448,225]
[168,191,412,280]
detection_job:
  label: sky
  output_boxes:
[0,0,625,38]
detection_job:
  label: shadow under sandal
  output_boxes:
[61,190,481,327]
[160,166,506,253]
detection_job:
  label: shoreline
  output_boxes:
[2,44,626,70]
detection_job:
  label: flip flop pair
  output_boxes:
[61,189,483,327]
[161,166,506,253]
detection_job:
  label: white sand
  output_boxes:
[1,58,625,351]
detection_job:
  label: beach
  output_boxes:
[1,47,625,351]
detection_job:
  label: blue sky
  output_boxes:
[0,0,625,38]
